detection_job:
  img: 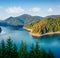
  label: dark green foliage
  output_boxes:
[24,20,40,29]
[29,40,41,58]
[29,44,35,58]
[47,49,54,58]
[41,49,47,58]
[19,41,28,58]
[0,40,6,58]
[0,38,55,58]
[12,44,18,58]
[34,40,41,58]
[6,37,13,58]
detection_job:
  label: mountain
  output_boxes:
[46,15,60,18]
[0,14,60,27]
[16,14,43,23]
[5,17,24,26]
[24,15,60,29]
[0,14,43,27]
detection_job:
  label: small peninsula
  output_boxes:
[24,17,60,37]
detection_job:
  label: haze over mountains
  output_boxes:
[0,14,60,27]
[46,15,60,18]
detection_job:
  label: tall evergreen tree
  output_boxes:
[41,49,47,58]
[34,40,41,58]
[6,37,13,58]
[19,41,28,58]
[0,47,1,58]
[0,39,6,58]
[47,49,54,58]
[29,40,41,58]
[12,44,18,58]
[29,44,35,58]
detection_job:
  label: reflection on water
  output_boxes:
[0,26,60,58]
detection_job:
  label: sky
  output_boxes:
[0,0,60,20]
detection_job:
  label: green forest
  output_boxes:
[0,38,54,58]
[24,19,40,29]
[25,17,60,35]
[32,17,60,34]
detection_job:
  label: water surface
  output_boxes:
[0,26,60,58]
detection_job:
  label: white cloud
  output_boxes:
[48,8,53,12]
[29,7,41,12]
[5,7,24,14]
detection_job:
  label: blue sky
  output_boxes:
[0,0,60,20]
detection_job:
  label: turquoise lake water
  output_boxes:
[0,26,60,58]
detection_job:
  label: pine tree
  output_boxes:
[29,44,35,58]
[6,37,13,58]
[29,40,41,58]
[35,40,41,58]
[19,41,28,58]
[47,49,54,58]
[41,49,47,58]
[0,39,6,58]
[0,47,1,58]
[12,44,18,58]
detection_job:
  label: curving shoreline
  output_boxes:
[29,32,41,37]
[23,27,60,37]
[30,32,60,37]
[23,27,32,32]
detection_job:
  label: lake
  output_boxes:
[0,26,60,58]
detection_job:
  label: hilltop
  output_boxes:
[0,14,43,27]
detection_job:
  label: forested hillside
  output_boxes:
[32,17,60,35]
[24,19,40,29]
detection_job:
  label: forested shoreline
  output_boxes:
[25,17,60,37]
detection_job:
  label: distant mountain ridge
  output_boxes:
[0,14,60,27]
[46,15,60,18]
[16,14,43,23]
[5,17,24,26]
[0,14,43,26]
